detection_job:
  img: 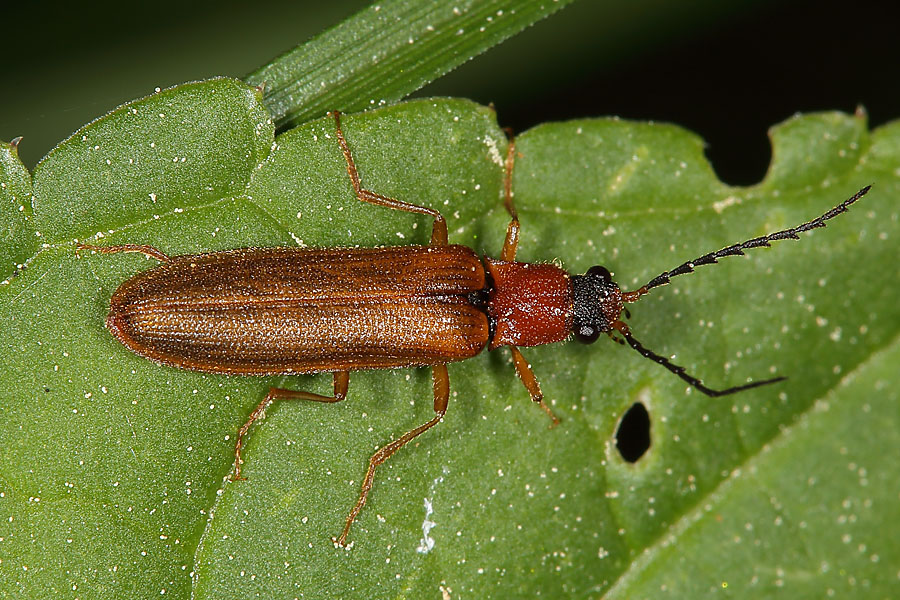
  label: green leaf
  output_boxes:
[246,0,575,126]
[29,77,273,269]
[2,89,898,598]
[0,138,33,273]
[605,338,900,598]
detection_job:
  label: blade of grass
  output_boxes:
[246,0,575,126]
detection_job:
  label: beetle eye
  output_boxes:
[586,265,611,281]
[574,323,601,344]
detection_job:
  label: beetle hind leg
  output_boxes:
[231,371,350,481]
[335,364,450,547]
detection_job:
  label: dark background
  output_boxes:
[2,0,897,185]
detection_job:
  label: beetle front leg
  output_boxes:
[500,134,520,262]
[232,371,350,481]
[509,346,559,427]
[335,364,449,547]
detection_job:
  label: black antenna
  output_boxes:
[618,327,786,397]
[637,186,871,293]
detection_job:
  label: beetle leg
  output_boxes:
[335,364,449,547]
[500,134,520,262]
[607,330,627,346]
[76,243,172,263]
[332,370,350,400]
[509,346,559,427]
[232,371,350,481]
[331,110,449,246]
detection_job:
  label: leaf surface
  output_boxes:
[0,138,33,273]
[1,86,898,598]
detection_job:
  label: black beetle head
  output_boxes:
[571,266,624,344]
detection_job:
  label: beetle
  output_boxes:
[78,110,870,546]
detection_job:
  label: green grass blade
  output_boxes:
[246,0,575,126]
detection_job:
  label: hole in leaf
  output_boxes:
[615,402,650,463]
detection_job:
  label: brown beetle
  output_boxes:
[79,111,869,546]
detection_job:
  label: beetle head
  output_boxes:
[571,266,624,344]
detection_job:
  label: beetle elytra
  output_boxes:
[78,111,870,546]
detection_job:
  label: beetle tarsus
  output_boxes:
[539,399,561,428]
[76,243,172,263]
